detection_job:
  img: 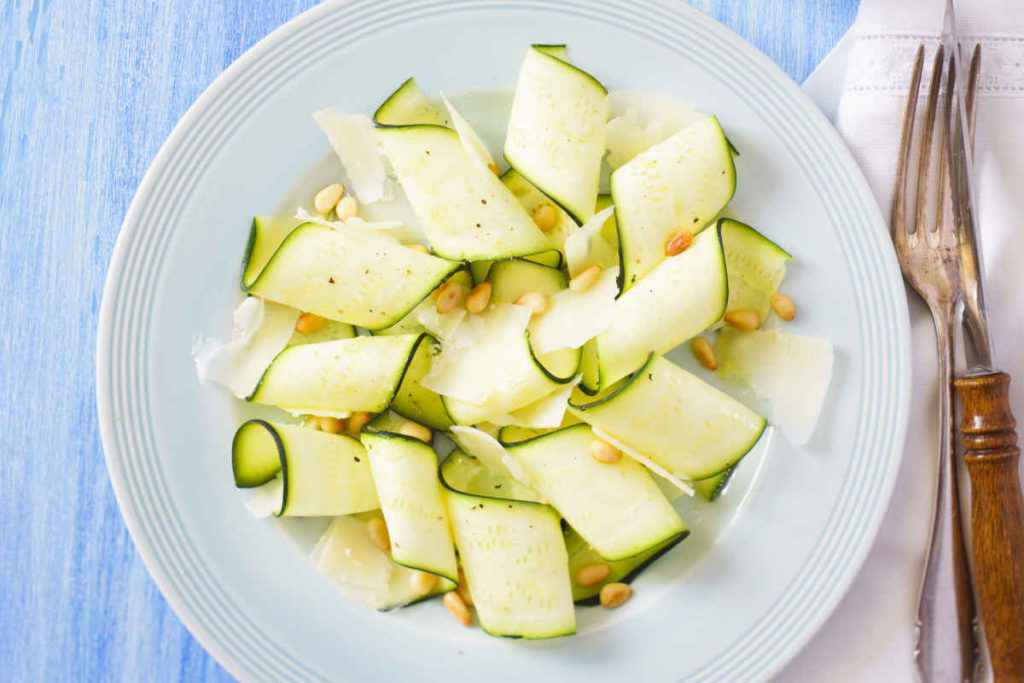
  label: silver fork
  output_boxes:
[893,45,979,682]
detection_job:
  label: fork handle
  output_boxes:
[955,371,1024,681]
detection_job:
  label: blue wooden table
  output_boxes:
[0,1,857,680]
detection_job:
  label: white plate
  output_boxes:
[96,1,911,681]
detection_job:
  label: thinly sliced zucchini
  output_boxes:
[242,216,304,288]
[440,450,542,503]
[508,424,686,560]
[373,77,448,127]
[721,219,792,319]
[377,125,551,261]
[565,527,687,604]
[532,43,569,61]
[501,168,576,251]
[374,270,471,341]
[524,250,563,268]
[361,432,458,581]
[388,336,453,431]
[715,328,834,445]
[312,512,452,611]
[693,465,737,502]
[231,420,379,516]
[595,224,727,388]
[287,318,355,347]
[496,414,581,445]
[250,333,427,416]
[487,259,582,377]
[245,222,459,330]
[578,339,600,395]
[570,355,766,480]
[505,45,608,224]
[423,304,574,420]
[612,116,736,290]
[441,468,575,638]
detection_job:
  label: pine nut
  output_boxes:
[723,309,760,331]
[456,569,474,607]
[690,337,717,370]
[770,292,796,321]
[367,516,390,552]
[318,416,346,434]
[313,183,345,214]
[590,439,621,464]
[335,195,359,221]
[407,243,430,254]
[303,415,322,430]
[575,563,612,588]
[399,420,433,443]
[347,411,372,437]
[435,281,468,314]
[488,162,500,175]
[599,582,633,609]
[569,265,602,293]
[515,291,548,316]
[295,312,327,334]
[410,571,438,595]
[443,591,473,626]
[532,203,559,232]
[665,230,694,257]
[465,282,492,314]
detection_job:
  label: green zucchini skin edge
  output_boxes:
[373,76,415,128]
[246,331,434,409]
[231,419,289,512]
[573,531,689,606]
[723,217,793,259]
[240,217,259,290]
[244,222,461,330]
[571,353,769,481]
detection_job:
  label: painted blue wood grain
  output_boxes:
[0,1,856,680]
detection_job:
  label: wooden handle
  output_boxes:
[955,371,1024,682]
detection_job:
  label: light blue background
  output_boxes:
[0,1,856,680]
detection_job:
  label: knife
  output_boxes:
[944,2,1024,681]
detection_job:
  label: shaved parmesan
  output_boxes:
[312,109,389,204]
[415,304,466,343]
[591,427,694,497]
[490,378,579,429]
[449,426,536,493]
[442,93,496,171]
[529,266,619,354]
[193,297,298,398]
[605,90,707,169]
[422,304,559,413]
[241,477,283,518]
[564,205,617,277]
[715,329,834,445]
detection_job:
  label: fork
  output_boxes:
[893,45,979,682]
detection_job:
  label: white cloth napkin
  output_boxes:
[780,1,1024,680]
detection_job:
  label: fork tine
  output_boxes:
[935,53,955,236]
[914,44,945,236]
[892,45,926,248]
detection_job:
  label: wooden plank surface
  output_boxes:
[0,1,856,680]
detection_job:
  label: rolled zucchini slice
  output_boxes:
[565,526,687,604]
[231,420,379,517]
[377,125,552,261]
[242,215,304,288]
[508,424,686,561]
[595,223,728,388]
[361,432,458,582]
[721,218,792,320]
[440,450,542,504]
[441,460,576,639]
[388,334,454,431]
[250,333,428,416]
[612,116,736,290]
[505,45,608,224]
[570,354,766,481]
[244,222,459,330]
[693,465,737,502]
[287,318,355,347]
[373,77,448,127]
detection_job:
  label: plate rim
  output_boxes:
[96,1,911,681]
